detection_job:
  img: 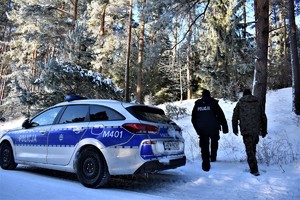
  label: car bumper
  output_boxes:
[134,156,186,174]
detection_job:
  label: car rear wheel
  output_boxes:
[76,147,110,188]
[0,142,18,170]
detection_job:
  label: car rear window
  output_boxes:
[90,105,125,121]
[126,105,171,123]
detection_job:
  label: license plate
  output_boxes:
[163,141,179,150]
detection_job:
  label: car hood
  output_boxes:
[2,126,23,134]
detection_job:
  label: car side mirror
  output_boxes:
[22,119,31,129]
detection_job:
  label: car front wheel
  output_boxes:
[76,147,110,188]
[0,142,18,170]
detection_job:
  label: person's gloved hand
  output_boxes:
[223,126,229,134]
[261,131,268,138]
[233,127,238,136]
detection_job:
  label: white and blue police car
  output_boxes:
[0,95,186,188]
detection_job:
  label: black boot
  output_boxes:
[210,154,217,162]
[250,171,260,176]
[202,161,210,172]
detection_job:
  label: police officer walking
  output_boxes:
[191,89,228,172]
[232,89,267,176]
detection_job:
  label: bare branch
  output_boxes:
[23,5,72,17]
[70,0,75,6]
[169,0,210,50]
[49,6,72,16]
[269,25,285,33]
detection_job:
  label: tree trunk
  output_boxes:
[243,0,247,39]
[0,15,11,102]
[0,65,9,105]
[32,49,37,76]
[100,2,108,36]
[279,7,289,87]
[31,49,38,92]
[288,0,300,115]
[172,17,179,100]
[72,0,78,30]
[253,0,269,112]
[186,10,192,100]
[172,18,178,69]
[180,66,183,103]
[1,0,11,40]
[267,0,271,73]
[51,46,55,58]
[0,63,4,77]
[125,0,133,102]
[136,0,146,103]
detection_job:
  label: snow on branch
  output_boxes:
[59,62,122,93]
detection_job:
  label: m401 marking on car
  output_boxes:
[102,130,123,139]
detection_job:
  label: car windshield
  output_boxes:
[126,105,171,123]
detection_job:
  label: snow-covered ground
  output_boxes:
[1,87,300,200]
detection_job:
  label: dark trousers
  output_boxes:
[199,134,219,163]
[243,135,259,173]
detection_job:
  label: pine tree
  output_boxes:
[194,0,255,100]
[253,0,269,111]
[64,15,96,68]
[288,0,300,115]
[87,0,129,89]
[0,0,123,119]
[268,0,292,89]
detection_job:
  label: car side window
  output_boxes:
[90,105,125,121]
[59,105,89,124]
[31,107,62,127]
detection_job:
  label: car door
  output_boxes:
[14,107,62,163]
[47,105,89,165]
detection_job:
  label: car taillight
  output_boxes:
[142,141,157,145]
[122,123,158,134]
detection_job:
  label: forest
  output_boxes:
[0,0,299,120]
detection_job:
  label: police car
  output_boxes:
[0,95,186,188]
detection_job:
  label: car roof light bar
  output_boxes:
[65,94,87,102]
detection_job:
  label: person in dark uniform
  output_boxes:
[191,89,228,172]
[232,89,267,176]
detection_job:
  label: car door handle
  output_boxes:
[40,131,48,135]
[73,128,84,134]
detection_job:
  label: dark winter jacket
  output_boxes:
[191,97,228,136]
[232,95,267,136]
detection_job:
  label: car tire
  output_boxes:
[76,147,110,188]
[0,142,18,170]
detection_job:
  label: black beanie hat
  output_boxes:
[243,89,251,96]
[202,89,211,97]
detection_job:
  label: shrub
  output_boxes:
[165,104,188,120]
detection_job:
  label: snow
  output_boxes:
[1,87,300,200]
